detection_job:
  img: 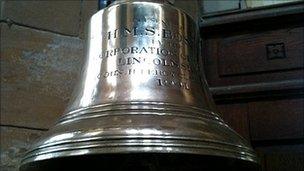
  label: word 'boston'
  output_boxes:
[105,26,192,45]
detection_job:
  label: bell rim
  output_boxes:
[20,103,258,167]
[20,149,260,171]
[21,135,258,165]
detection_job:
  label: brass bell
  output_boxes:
[20,0,259,170]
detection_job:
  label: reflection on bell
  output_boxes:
[20,1,259,170]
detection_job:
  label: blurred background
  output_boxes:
[1,0,303,170]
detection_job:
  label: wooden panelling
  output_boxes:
[200,2,304,28]
[203,27,304,89]
[218,27,303,76]
[217,103,250,140]
[248,98,304,141]
[265,153,304,171]
[203,7,304,171]
[255,145,304,171]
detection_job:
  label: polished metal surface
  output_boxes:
[20,1,259,170]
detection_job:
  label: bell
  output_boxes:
[20,0,259,170]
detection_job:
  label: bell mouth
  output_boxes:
[19,103,259,170]
[20,153,260,171]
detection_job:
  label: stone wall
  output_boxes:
[0,1,199,170]
[0,1,97,170]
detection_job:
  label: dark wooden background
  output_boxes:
[201,2,304,170]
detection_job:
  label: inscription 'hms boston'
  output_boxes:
[105,26,193,44]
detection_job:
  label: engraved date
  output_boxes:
[157,78,190,90]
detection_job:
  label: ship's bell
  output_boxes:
[20,0,259,170]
